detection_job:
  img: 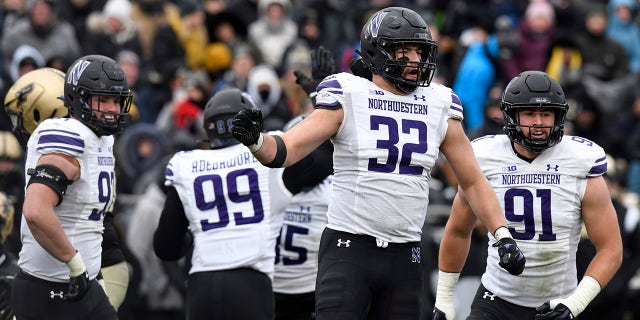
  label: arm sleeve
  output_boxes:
[283,140,333,194]
[153,187,190,261]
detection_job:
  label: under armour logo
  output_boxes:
[546,164,559,171]
[50,290,64,299]
[337,238,351,247]
[411,246,421,263]
[413,95,426,101]
[482,291,496,300]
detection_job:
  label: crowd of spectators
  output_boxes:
[1,0,640,319]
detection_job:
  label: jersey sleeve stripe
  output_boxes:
[317,77,341,92]
[588,156,608,176]
[39,128,81,137]
[588,162,607,176]
[38,133,84,148]
[36,144,84,154]
[36,131,85,156]
[588,163,607,176]
[451,92,462,105]
[315,75,344,110]
[165,164,175,185]
[449,92,464,120]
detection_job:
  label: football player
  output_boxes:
[273,114,333,320]
[231,6,525,319]
[6,66,132,312]
[153,88,332,320]
[433,71,622,320]
[10,55,132,319]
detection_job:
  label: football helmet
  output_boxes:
[64,55,132,136]
[501,71,569,153]
[359,7,438,93]
[203,88,258,149]
[4,67,68,147]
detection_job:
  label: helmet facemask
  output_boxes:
[371,40,437,93]
[360,7,438,93]
[65,55,133,136]
[501,71,569,153]
[502,103,568,153]
[72,88,132,136]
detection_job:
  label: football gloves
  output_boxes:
[493,237,526,275]
[231,108,264,146]
[64,270,90,301]
[535,301,574,319]
[64,251,90,301]
[294,45,335,95]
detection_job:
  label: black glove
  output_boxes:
[492,237,525,275]
[231,108,264,146]
[293,70,316,95]
[63,270,90,301]
[311,46,336,80]
[294,46,336,95]
[432,307,447,320]
[535,302,574,320]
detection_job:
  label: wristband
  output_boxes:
[435,270,460,318]
[493,226,512,240]
[265,135,287,168]
[66,251,86,277]
[248,134,264,153]
[435,270,460,306]
[552,276,601,317]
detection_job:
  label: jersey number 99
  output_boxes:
[193,168,265,231]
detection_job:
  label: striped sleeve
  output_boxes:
[164,155,177,187]
[587,154,608,178]
[315,74,344,110]
[448,90,464,121]
[36,128,84,157]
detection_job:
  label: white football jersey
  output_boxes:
[273,176,331,294]
[165,142,292,278]
[475,135,608,307]
[19,118,114,282]
[315,72,464,243]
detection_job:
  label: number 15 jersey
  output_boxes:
[315,72,464,243]
[475,134,608,307]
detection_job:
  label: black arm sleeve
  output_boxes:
[153,186,190,261]
[283,140,333,195]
